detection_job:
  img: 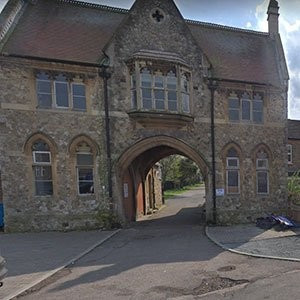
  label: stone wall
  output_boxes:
[0,57,111,232]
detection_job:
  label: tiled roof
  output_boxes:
[188,21,280,85]
[0,0,281,86]
[288,120,300,140]
[1,0,126,64]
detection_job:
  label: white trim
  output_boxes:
[77,166,94,196]
[54,80,69,109]
[32,151,51,164]
[226,169,240,195]
[256,170,269,195]
[288,144,293,164]
[71,82,86,111]
[256,158,268,169]
[226,157,239,168]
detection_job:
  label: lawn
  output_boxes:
[163,183,203,200]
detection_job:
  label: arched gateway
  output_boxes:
[115,136,212,222]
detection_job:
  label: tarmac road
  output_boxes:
[21,187,300,300]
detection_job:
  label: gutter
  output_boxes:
[1,53,101,68]
[208,79,218,224]
[99,53,113,200]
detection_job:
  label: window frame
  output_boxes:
[226,151,240,195]
[36,76,53,109]
[288,144,293,164]
[32,151,51,164]
[130,62,191,115]
[76,152,95,196]
[228,91,264,124]
[256,154,269,195]
[36,71,87,112]
[71,82,87,111]
[32,143,53,197]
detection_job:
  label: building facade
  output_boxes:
[0,0,289,232]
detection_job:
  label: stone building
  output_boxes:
[0,0,289,232]
[288,120,300,176]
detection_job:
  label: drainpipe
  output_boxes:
[208,79,218,224]
[99,54,113,200]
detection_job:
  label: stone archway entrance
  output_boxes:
[116,136,212,223]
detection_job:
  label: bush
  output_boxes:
[288,171,300,205]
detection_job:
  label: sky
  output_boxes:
[0,0,299,120]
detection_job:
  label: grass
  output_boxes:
[163,183,204,200]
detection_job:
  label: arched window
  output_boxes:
[76,142,94,195]
[32,140,53,196]
[226,147,240,194]
[256,149,269,194]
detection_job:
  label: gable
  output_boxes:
[108,0,204,66]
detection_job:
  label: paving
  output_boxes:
[0,230,119,300]
[0,188,300,299]
[206,224,300,261]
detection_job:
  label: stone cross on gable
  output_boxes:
[152,10,164,22]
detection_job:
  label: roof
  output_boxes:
[288,120,300,140]
[0,0,281,85]
[188,21,280,85]
[1,0,126,64]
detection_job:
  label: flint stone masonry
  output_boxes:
[0,0,289,231]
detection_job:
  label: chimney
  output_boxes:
[267,0,279,36]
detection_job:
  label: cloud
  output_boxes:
[246,21,252,28]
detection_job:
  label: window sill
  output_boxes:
[127,110,194,128]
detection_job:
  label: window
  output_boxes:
[36,72,86,111]
[130,64,190,114]
[288,144,293,164]
[256,150,269,194]
[226,148,240,194]
[32,140,53,196]
[76,143,94,195]
[228,92,263,123]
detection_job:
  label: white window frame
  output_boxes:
[256,157,269,195]
[226,169,240,195]
[226,156,240,195]
[32,151,51,164]
[54,78,69,109]
[76,152,94,196]
[256,158,268,169]
[256,170,269,195]
[36,78,52,108]
[130,63,191,114]
[71,82,86,111]
[241,98,251,121]
[228,92,264,124]
[288,144,293,164]
[32,149,53,196]
[36,72,86,111]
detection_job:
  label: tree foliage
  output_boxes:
[160,155,202,190]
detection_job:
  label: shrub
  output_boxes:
[288,171,300,205]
